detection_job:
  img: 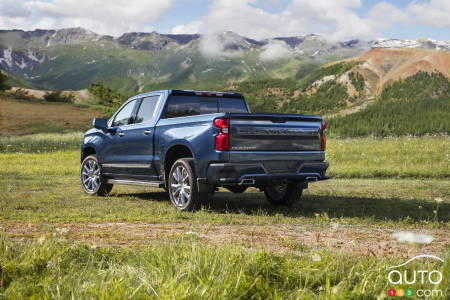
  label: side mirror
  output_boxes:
[93,118,108,130]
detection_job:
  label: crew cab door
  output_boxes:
[101,95,160,179]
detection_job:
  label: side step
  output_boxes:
[107,179,164,188]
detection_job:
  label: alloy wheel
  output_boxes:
[81,159,101,192]
[170,165,191,207]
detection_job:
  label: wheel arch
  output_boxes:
[81,145,97,162]
[163,143,194,185]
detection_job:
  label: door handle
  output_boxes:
[144,130,152,135]
[118,132,125,137]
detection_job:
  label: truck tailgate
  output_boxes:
[229,113,323,152]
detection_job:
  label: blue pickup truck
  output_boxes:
[80,90,329,211]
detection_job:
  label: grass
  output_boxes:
[1,138,449,227]
[1,135,449,298]
[326,136,450,179]
[0,96,100,136]
[0,132,83,153]
[1,237,448,299]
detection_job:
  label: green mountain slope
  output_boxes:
[328,72,450,137]
[0,28,367,93]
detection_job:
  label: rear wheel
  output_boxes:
[264,183,302,206]
[80,155,113,196]
[168,158,211,211]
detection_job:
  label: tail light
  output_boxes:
[214,118,229,151]
[321,121,327,151]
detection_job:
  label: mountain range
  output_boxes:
[1,27,450,93]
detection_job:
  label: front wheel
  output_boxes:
[168,158,211,211]
[264,183,303,206]
[80,155,113,196]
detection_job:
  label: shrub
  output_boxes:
[0,72,11,91]
[43,91,75,103]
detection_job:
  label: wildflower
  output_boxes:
[434,197,443,203]
[312,254,321,262]
[392,231,434,244]
[331,222,341,230]
[56,227,69,234]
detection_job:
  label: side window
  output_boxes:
[165,96,200,118]
[136,96,159,124]
[112,100,136,127]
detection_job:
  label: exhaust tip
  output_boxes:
[306,176,318,182]
[239,178,255,185]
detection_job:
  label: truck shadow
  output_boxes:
[208,192,450,223]
[121,190,449,223]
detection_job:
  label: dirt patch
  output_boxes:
[2,222,448,257]
[348,48,450,93]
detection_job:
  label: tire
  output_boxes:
[80,155,113,196]
[168,158,211,211]
[264,183,303,206]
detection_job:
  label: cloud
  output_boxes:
[199,33,228,57]
[0,0,174,36]
[171,0,381,41]
[171,0,450,43]
[0,0,31,18]
[171,21,203,35]
[198,32,248,58]
[259,40,292,61]
[407,0,450,27]
[198,0,308,40]
[367,2,409,28]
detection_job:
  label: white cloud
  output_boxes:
[367,2,409,28]
[407,0,450,27]
[260,40,292,61]
[171,0,450,43]
[171,21,203,34]
[171,0,383,42]
[0,0,174,36]
[0,0,31,18]
[2,0,450,41]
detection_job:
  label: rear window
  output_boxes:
[164,96,248,118]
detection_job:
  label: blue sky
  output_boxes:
[1,0,449,40]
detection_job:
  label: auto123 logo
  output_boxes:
[387,255,445,297]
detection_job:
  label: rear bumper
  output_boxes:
[204,161,329,186]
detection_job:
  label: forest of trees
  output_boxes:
[328,72,450,137]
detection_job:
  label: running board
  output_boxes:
[107,179,164,188]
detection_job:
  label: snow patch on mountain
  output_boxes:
[372,38,450,51]
[0,48,13,68]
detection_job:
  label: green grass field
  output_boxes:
[1,136,449,298]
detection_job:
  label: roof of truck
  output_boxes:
[132,89,244,99]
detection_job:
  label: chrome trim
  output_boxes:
[102,163,151,169]
[106,179,163,187]
[238,178,255,185]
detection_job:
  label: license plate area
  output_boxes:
[263,161,300,174]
